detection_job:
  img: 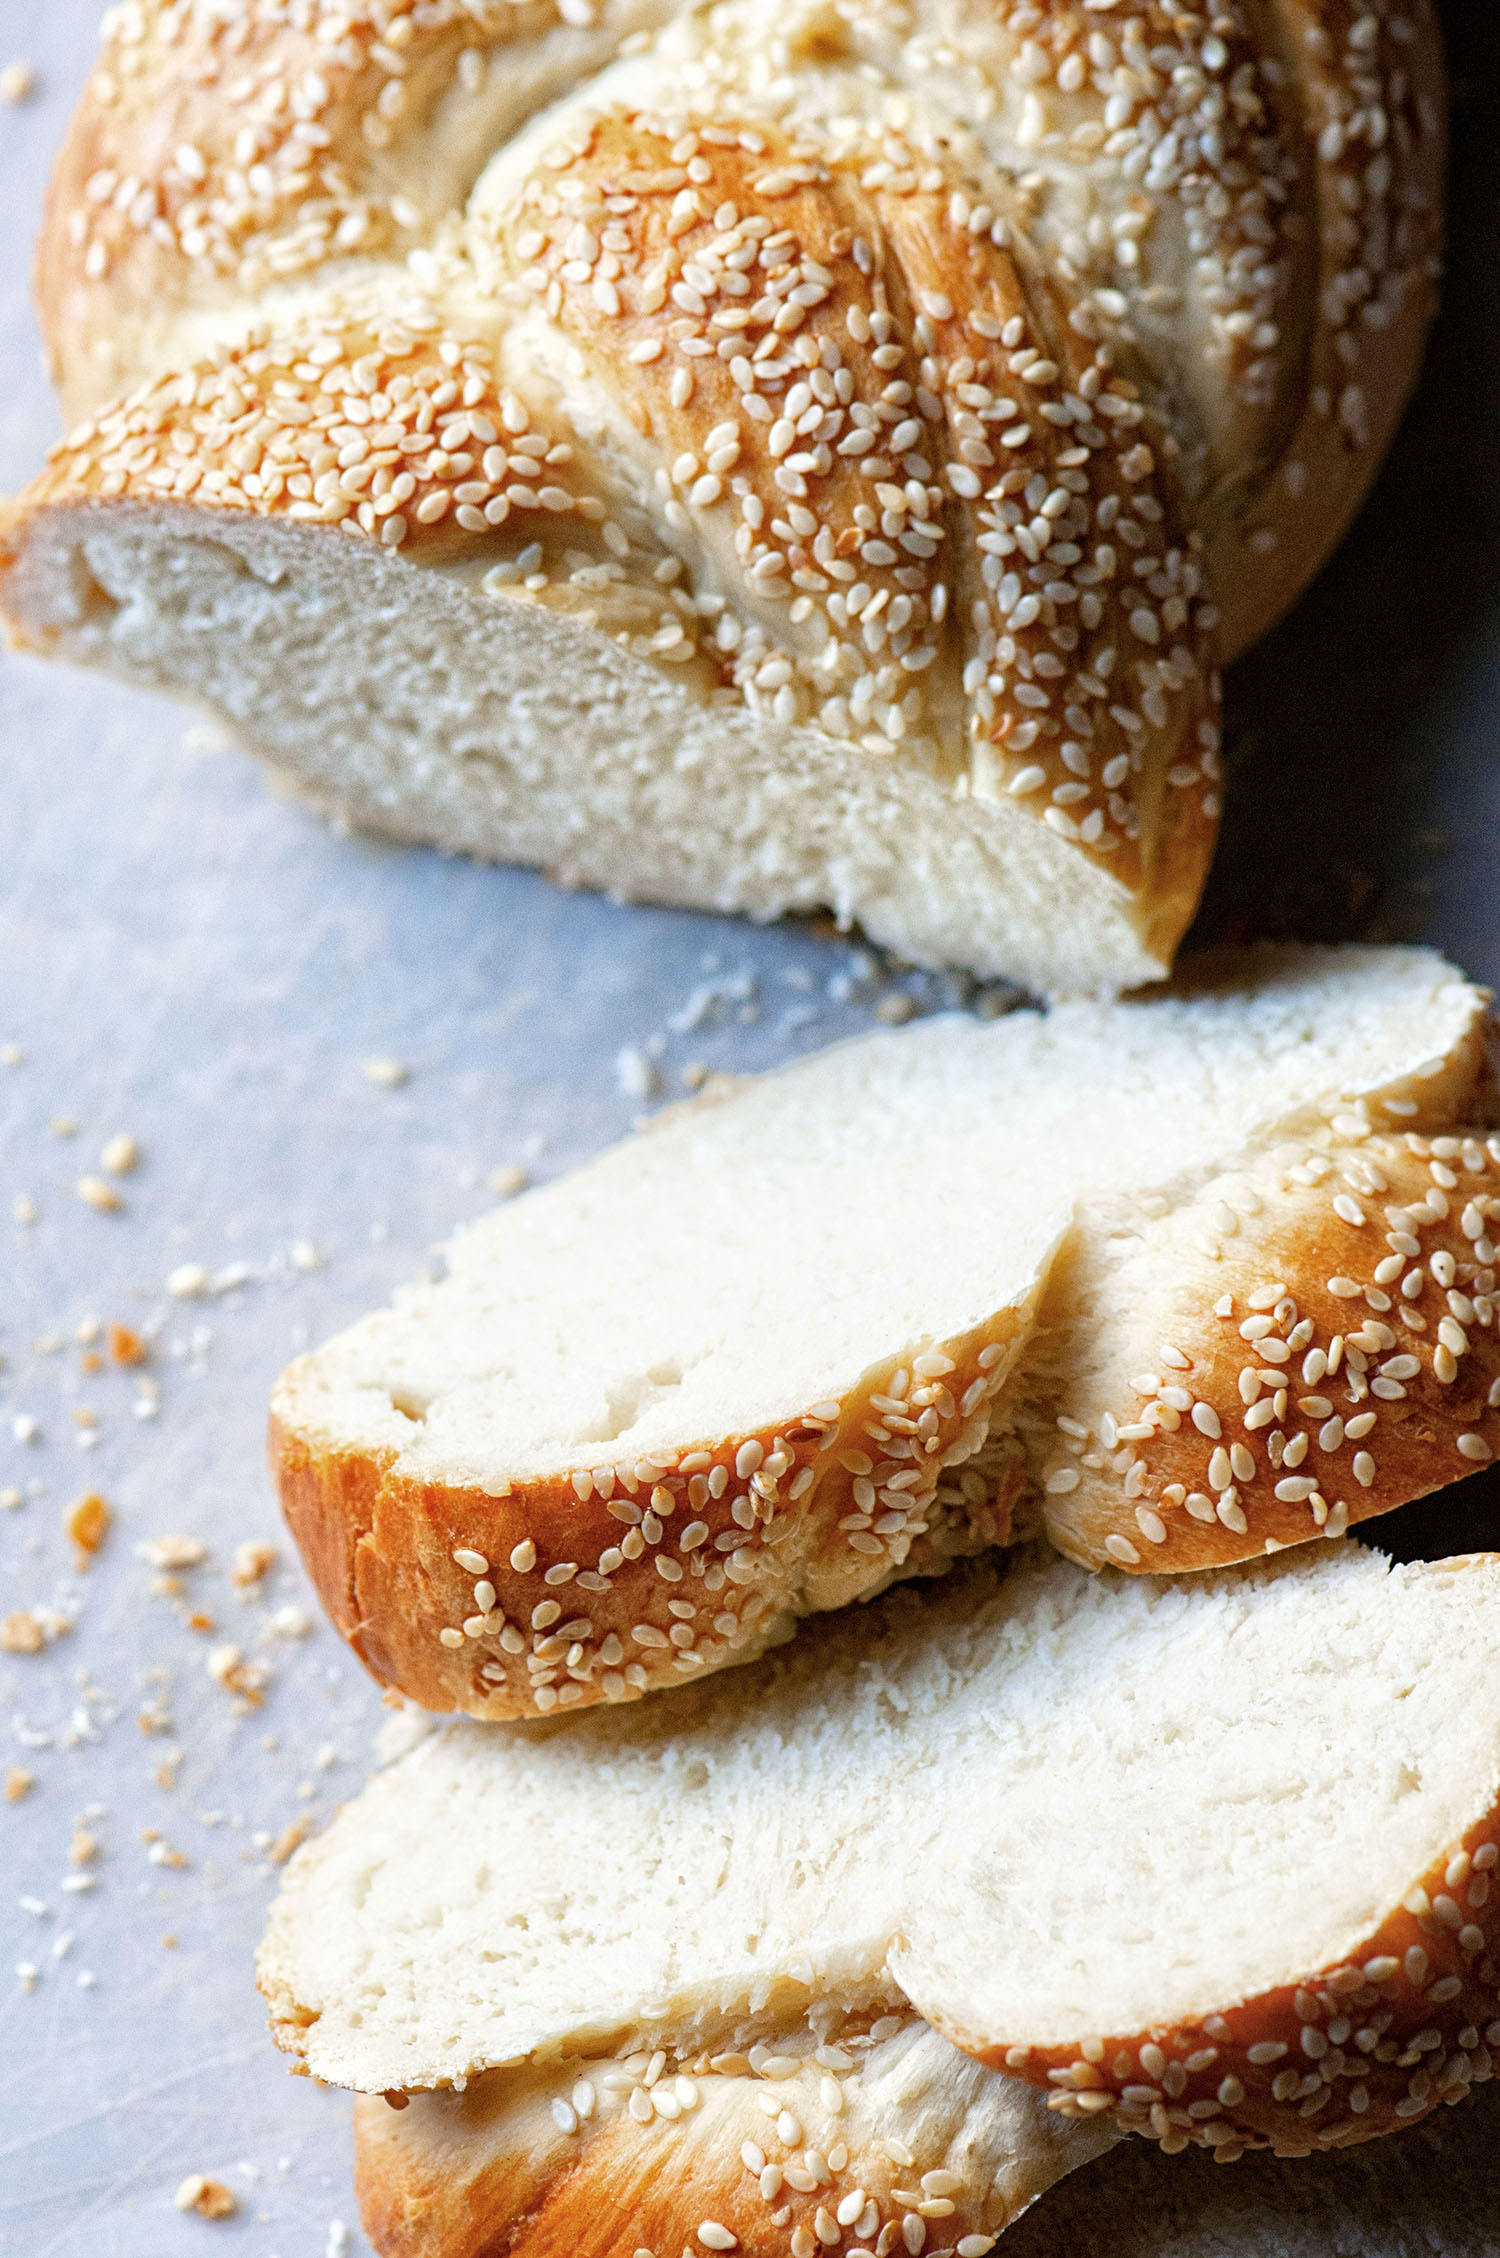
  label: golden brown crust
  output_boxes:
[2,309,596,565]
[33,0,636,422]
[490,104,1219,898]
[1041,1127,1500,1572]
[272,1305,1031,1720]
[941,1792,1500,2161]
[352,2016,1112,2258]
[1209,0,1447,660]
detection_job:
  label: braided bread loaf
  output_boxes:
[0,1,1442,990]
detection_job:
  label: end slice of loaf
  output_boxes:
[270,943,1492,1719]
[354,2016,1112,2258]
[259,1541,1500,2161]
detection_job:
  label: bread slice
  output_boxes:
[354,2015,1113,2258]
[259,1542,1500,2161]
[269,944,1493,1719]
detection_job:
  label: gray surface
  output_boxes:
[0,6,1497,2255]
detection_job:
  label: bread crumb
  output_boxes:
[267,1818,308,1866]
[5,1768,35,1802]
[50,1115,76,1138]
[11,1414,40,1443]
[290,1239,323,1271]
[174,2176,236,2220]
[615,1046,660,1101]
[0,60,37,104]
[362,1057,409,1088]
[206,1645,269,1704]
[109,1322,147,1366]
[66,1493,112,1560]
[1,1487,23,1511]
[100,1133,140,1176]
[139,1535,207,1570]
[232,1540,277,1587]
[875,991,918,1025]
[0,1042,22,1066]
[77,1175,123,1213]
[13,1195,37,1226]
[69,1828,99,1866]
[488,1163,529,1198]
[166,1263,209,1298]
[0,1611,45,1656]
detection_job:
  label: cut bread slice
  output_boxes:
[259,1542,1500,2160]
[269,944,1493,1719]
[354,2015,1113,2258]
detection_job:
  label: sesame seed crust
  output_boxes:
[1040,1125,1500,1574]
[352,2015,1111,2258]
[942,1806,1500,2160]
[1205,0,1447,660]
[1,0,1443,990]
[37,0,673,422]
[13,308,597,559]
[272,1305,1031,1721]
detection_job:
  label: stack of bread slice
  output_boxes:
[260,944,1500,2252]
